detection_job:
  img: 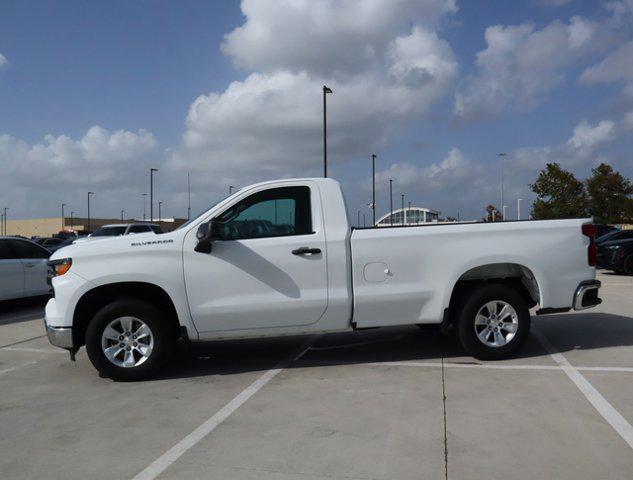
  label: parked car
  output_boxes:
[0,236,51,301]
[594,224,618,239]
[34,237,66,251]
[597,237,633,274]
[44,178,601,380]
[596,228,633,245]
[82,223,163,240]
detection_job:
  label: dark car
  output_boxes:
[596,228,633,245]
[594,224,618,239]
[597,237,633,274]
[34,237,66,251]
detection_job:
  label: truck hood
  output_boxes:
[50,231,180,261]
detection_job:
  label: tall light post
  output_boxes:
[142,193,147,221]
[150,168,158,222]
[371,154,377,226]
[502,205,508,221]
[158,202,162,222]
[187,172,191,221]
[1,213,3,235]
[517,198,523,220]
[389,179,393,226]
[87,192,94,232]
[70,211,75,229]
[3,207,7,235]
[323,85,333,177]
[121,209,125,222]
[61,203,66,230]
[401,194,405,225]
[498,152,507,214]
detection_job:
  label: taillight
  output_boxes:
[582,224,596,266]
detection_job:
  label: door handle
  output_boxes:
[292,247,321,255]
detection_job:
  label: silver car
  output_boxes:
[0,236,51,301]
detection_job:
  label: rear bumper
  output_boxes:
[573,280,601,311]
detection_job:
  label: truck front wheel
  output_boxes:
[457,284,530,360]
[85,299,174,381]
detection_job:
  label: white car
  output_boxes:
[44,178,601,380]
[73,223,163,243]
[0,236,51,301]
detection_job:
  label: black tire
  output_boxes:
[457,283,530,360]
[624,254,633,276]
[85,298,174,381]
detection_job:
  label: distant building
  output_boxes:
[375,207,441,227]
[4,216,187,238]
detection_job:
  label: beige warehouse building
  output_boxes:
[3,217,187,238]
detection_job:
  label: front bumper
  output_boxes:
[45,324,74,349]
[573,280,602,310]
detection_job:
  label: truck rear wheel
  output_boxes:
[457,283,530,360]
[85,299,174,381]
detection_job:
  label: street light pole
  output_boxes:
[3,207,7,235]
[503,205,508,221]
[158,202,162,222]
[389,179,393,226]
[187,172,191,221]
[517,198,522,220]
[371,154,376,226]
[142,193,147,221]
[121,209,125,221]
[87,192,94,232]
[498,153,507,215]
[401,194,405,225]
[61,203,66,230]
[150,168,158,222]
[323,85,333,178]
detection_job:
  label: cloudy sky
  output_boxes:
[1,0,633,223]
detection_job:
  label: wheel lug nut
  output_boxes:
[119,335,123,340]
[120,343,124,347]
[126,346,131,351]
[133,342,138,347]
[133,335,137,339]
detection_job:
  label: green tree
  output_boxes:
[586,163,633,224]
[530,163,588,219]
[483,205,503,222]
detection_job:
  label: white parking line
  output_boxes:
[0,360,37,376]
[534,328,633,450]
[1,346,66,354]
[131,336,318,480]
[364,361,633,373]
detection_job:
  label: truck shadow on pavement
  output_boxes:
[0,296,50,326]
[151,312,633,381]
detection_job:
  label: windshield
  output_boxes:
[91,226,127,237]
[597,230,621,242]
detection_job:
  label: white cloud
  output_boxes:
[221,0,457,76]
[580,40,633,96]
[0,127,159,218]
[169,1,458,191]
[0,53,7,68]
[567,120,616,152]
[454,16,601,120]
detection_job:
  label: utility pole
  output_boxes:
[142,193,147,221]
[61,203,66,230]
[401,194,405,225]
[323,85,333,177]
[87,192,94,232]
[150,168,158,222]
[389,179,393,226]
[517,198,522,220]
[371,154,377,226]
[187,172,191,220]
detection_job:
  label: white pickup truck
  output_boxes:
[45,178,601,380]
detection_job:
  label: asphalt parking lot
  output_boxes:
[1,271,632,480]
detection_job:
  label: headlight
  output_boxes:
[47,258,72,277]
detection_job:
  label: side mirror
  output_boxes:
[194,220,220,253]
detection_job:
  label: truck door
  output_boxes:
[8,239,50,297]
[183,184,328,333]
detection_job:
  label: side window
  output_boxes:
[150,225,163,234]
[8,240,50,259]
[0,240,15,260]
[128,225,151,233]
[215,186,312,240]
